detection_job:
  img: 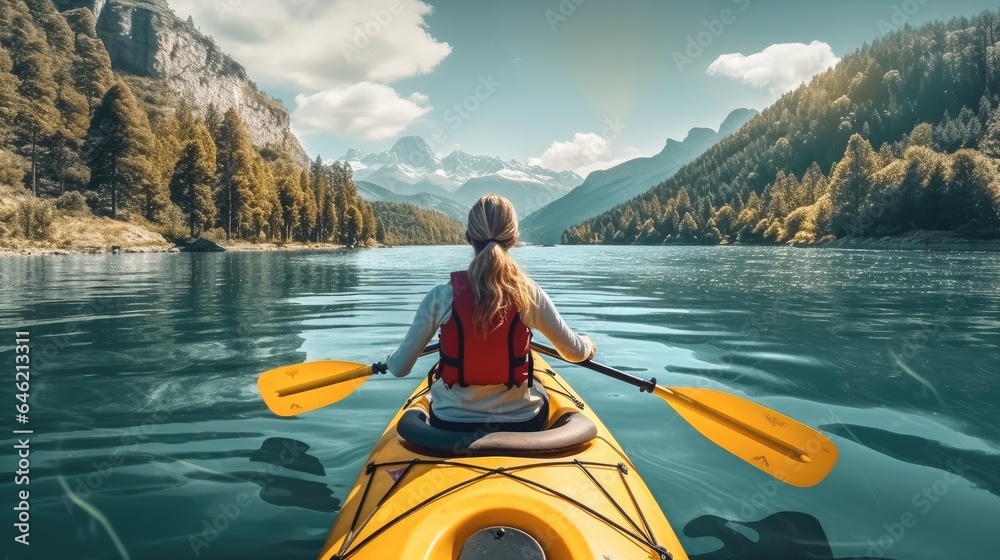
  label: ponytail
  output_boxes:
[465,196,533,337]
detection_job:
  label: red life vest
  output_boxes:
[438,270,532,388]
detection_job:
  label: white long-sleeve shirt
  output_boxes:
[387,279,593,423]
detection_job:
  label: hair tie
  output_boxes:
[472,238,503,251]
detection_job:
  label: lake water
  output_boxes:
[1,246,998,559]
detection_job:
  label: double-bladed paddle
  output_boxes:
[529,342,837,488]
[256,341,837,487]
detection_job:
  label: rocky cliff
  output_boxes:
[52,0,309,164]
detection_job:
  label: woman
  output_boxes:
[387,194,596,432]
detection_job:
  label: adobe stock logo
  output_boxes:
[544,0,590,31]
[673,0,751,73]
[877,0,929,34]
[442,76,503,130]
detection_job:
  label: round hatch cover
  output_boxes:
[458,526,545,560]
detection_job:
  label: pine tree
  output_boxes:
[0,50,20,149]
[341,205,363,247]
[948,149,999,227]
[170,123,217,237]
[45,127,89,193]
[765,171,799,218]
[152,115,184,189]
[297,169,317,241]
[247,155,279,240]
[829,134,878,235]
[981,109,1000,158]
[20,1,90,196]
[800,162,829,206]
[678,212,698,242]
[41,71,90,194]
[712,204,738,241]
[84,81,155,219]
[63,8,113,110]
[130,147,170,222]
[907,122,934,149]
[897,146,949,229]
[216,108,257,239]
[192,118,217,167]
[320,185,338,242]
[331,161,353,227]
[738,192,762,229]
[0,149,28,187]
[675,186,693,217]
[7,9,60,194]
[276,170,303,242]
[310,155,328,241]
[360,201,377,243]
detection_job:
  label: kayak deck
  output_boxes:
[319,353,689,560]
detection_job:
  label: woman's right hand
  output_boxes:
[581,335,597,361]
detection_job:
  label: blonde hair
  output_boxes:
[466,195,533,337]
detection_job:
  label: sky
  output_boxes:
[168,0,998,176]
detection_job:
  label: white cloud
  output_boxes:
[293,82,431,141]
[168,0,448,142]
[168,0,452,91]
[707,41,840,96]
[530,133,639,177]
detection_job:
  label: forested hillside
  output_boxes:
[372,201,465,246]
[564,10,1000,245]
[1,0,377,248]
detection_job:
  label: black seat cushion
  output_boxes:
[396,409,597,456]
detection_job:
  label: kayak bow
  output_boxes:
[318,352,687,560]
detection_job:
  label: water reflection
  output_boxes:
[183,471,340,512]
[685,511,897,560]
[249,438,327,477]
[821,423,1000,499]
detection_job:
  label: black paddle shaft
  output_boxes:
[530,342,657,393]
[374,343,442,373]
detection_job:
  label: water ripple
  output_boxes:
[1,247,997,559]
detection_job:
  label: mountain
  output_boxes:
[341,137,581,217]
[356,181,469,222]
[452,174,573,217]
[390,135,441,170]
[51,0,308,164]
[563,10,1000,246]
[519,108,758,244]
[442,151,581,190]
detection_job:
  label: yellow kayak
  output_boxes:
[318,352,688,560]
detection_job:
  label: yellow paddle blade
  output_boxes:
[257,361,372,417]
[654,386,838,487]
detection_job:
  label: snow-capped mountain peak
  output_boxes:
[338,139,582,197]
[441,151,507,183]
[341,147,366,161]
[389,136,440,170]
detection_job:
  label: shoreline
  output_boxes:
[804,230,1000,252]
[5,230,999,257]
[0,241,347,257]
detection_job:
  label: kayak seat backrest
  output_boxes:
[396,409,598,457]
